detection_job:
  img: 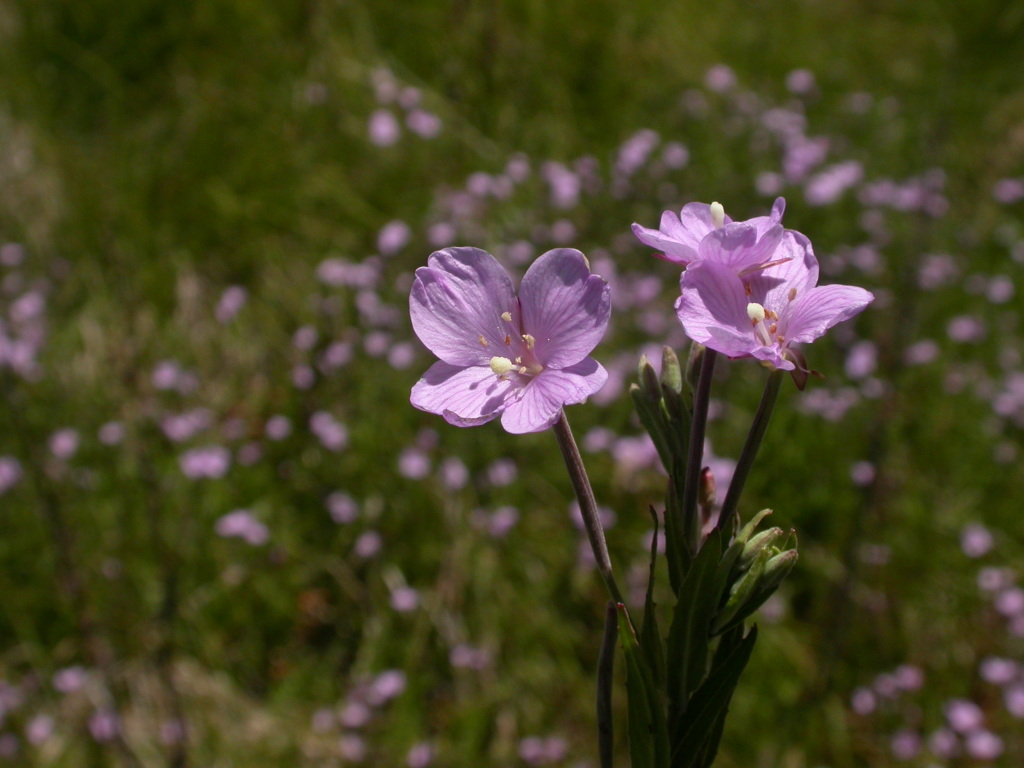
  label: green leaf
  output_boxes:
[662,479,689,596]
[617,604,670,768]
[713,538,745,603]
[598,602,617,768]
[671,625,759,768]
[631,383,674,475]
[640,507,666,692]
[666,531,723,732]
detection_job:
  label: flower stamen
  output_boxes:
[747,302,774,347]
[737,257,793,279]
[710,201,725,229]
[489,356,514,376]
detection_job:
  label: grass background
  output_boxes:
[2,1,1024,766]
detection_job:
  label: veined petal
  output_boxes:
[782,284,874,344]
[678,202,732,237]
[410,247,518,366]
[631,221,697,264]
[745,197,787,237]
[517,248,611,369]
[697,221,784,272]
[743,230,818,310]
[411,361,518,427]
[632,203,731,263]
[500,358,608,434]
[750,345,795,370]
[676,261,756,357]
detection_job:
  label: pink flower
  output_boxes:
[632,198,789,270]
[215,510,269,546]
[410,247,610,434]
[675,234,873,371]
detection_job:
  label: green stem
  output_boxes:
[717,369,784,534]
[552,409,625,605]
[682,349,717,553]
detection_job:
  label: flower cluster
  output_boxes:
[634,197,874,377]
[410,199,872,435]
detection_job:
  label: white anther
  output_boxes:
[710,202,725,229]
[489,356,514,375]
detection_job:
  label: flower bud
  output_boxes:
[738,526,786,571]
[700,466,716,514]
[637,353,662,402]
[660,346,683,395]
[713,547,770,634]
[761,547,799,591]
[734,509,773,546]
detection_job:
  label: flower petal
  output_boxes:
[750,345,795,370]
[410,247,519,366]
[517,248,611,369]
[782,284,874,344]
[631,221,697,264]
[743,229,818,310]
[411,361,518,427]
[676,260,755,357]
[500,358,608,434]
[745,197,786,237]
[678,202,732,238]
[632,203,730,264]
[697,221,784,272]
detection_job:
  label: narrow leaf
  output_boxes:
[631,384,674,474]
[671,626,759,768]
[666,531,723,732]
[640,507,666,691]
[617,604,670,768]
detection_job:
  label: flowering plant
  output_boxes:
[410,198,872,767]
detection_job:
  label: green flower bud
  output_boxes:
[638,353,662,402]
[761,547,799,591]
[712,547,770,634]
[660,346,683,395]
[738,526,786,571]
[734,508,773,546]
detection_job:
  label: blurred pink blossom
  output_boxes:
[215,510,269,546]
[368,109,400,146]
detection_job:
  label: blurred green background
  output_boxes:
[2,0,1024,766]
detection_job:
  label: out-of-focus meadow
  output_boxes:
[2,1,1024,765]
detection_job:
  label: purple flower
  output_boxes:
[215,510,269,546]
[675,233,873,372]
[410,247,610,434]
[632,198,789,270]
